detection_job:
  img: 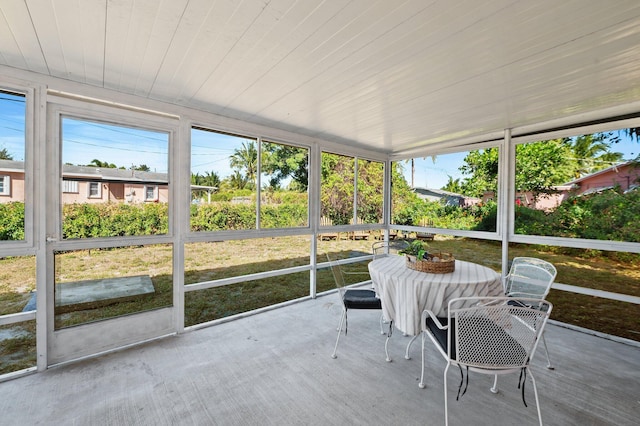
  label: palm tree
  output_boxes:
[229,141,258,186]
[568,133,624,177]
[87,159,117,168]
[442,176,463,193]
[0,147,13,160]
[227,170,250,190]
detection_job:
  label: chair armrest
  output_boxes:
[421,309,447,331]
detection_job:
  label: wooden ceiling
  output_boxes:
[2,0,640,155]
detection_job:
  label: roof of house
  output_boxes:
[0,160,168,184]
[564,160,637,186]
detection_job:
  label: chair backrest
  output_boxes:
[372,241,386,259]
[504,257,557,299]
[448,297,552,369]
[326,254,346,298]
[372,240,409,259]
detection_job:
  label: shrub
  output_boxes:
[62,203,169,238]
[0,202,25,240]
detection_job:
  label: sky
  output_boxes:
[1,92,638,186]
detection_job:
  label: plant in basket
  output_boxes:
[399,240,429,261]
[400,240,455,273]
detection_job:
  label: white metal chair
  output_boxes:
[418,296,552,426]
[327,254,392,360]
[372,239,410,259]
[504,257,557,369]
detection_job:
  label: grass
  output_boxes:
[1,234,639,375]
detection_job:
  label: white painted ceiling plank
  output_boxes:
[0,1,48,74]
[177,0,306,105]
[132,0,190,97]
[220,0,424,116]
[102,0,135,91]
[231,0,505,122]
[151,0,267,101]
[0,5,28,70]
[52,0,106,85]
[258,4,640,147]
[144,0,227,99]
[187,0,354,108]
[258,0,629,123]
[24,0,70,79]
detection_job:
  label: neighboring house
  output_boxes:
[511,186,573,211]
[564,161,640,195]
[412,187,480,207]
[483,161,640,211]
[0,159,25,201]
[0,159,168,204]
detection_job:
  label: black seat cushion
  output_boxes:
[343,289,382,310]
[426,316,528,365]
[427,317,455,357]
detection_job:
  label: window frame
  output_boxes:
[87,181,102,199]
[144,185,157,201]
[0,175,10,195]
[62,180,79,194]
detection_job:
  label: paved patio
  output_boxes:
[1,292,638,425]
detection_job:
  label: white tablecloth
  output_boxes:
[368,255,502,336]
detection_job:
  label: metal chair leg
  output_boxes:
[331,309,346,359]
[419,332,426,389]
[529,368,544,426]
[490,375,499,393]
[444,363,451,426]
[541,333,554,369]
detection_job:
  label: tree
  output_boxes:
[131,164,151,172]
[226,170,250,190]
[442,176,463,193]
[0,147,13,160]
[261,142,308,190]
[457,133,624,199]
[459,148,500,197]
[229,141,258,187]
[192,170,220,188]
[567,133,623,177]
[356,159,384,222]
[320,153,354,224]
[87,159,117,168]
[514,140,575,197]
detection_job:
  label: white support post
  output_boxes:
[500,129,513,279]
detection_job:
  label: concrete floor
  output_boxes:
[1,293,639,425]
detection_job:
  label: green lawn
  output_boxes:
[1,234,639,375]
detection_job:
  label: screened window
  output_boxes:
[514,129,640,242]
[391,149,498,232]
[190,128,257,231]
[260,140,309,228]
[320,152,354,225]
[61,117,169,239]
[0,90,26,241]
[356,159,384,224]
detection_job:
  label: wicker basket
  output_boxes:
[406,252,455,274]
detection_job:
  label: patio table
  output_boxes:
[368,255,502,336]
